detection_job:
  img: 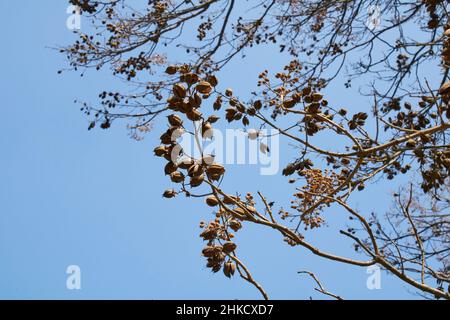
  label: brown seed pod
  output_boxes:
[178,102,191,114]
[202,122,213,139]
[245,206,257,214]
[190,174,204,187]
[189,93,202,108]
[186,109,202,121]
[207,163,225,175]
[167,114,183,127]
[164,162,178,175]
[206,75,218,87]
[208,173,222,181]
[160,132,172,145]
[165,144,182,162]
[162,189,177,198]
[167,95,181,105]
[229,219,242,232]
[283,99,296,109]
[247,108,256,117]
[165,65,177,75]
[170,171,185,183]
[223,261,236,278]
[225,88,233,97]
[223,195,238,205]
[173,83,186,98]
[234,207,246,217]
[213,98,222,111]
[253,100,262,110]
[439,81,450,95]
[196,81,213,94]
[222,242,237,254]
[188,164,203,177]
[206,164,225,181]
[202,245,222,257]
[202,246,216,257]
[207,115,220,124]
[302,87,312,96]
[182,73,199,85]
[154,146,167,157]
[205,196,219,207]
[178,158,195,170]
[168,126,184,140]
[311,92,323,102]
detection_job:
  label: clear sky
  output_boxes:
[0,1,427,299]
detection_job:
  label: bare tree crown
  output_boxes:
[61,0,449,299]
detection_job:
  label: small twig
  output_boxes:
[298,270,343,300]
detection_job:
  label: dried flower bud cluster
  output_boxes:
[291,169,339,229]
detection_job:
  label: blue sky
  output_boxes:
[0,1,428,299]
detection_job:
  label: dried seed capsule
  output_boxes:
[202,122,213,139]
[283,99,296,109]
[167,114,183,127]
[182,73,199,85]
[154,146,167,157]
[207,75,218,87]
[225,88,233,97]
[439,81,450,95]
[160,132,172,145]
[207,115,220,124]
[202,246,216,257]
[311,92,323,102]
[245,206,257,214]
[164,162,178,175]
[165,65,177,75]
[196,81,213,94]
[190,174,204,187]
[189,93,202,108]
[222,242,237,254]
[170,171,185,183]
[234,207,247,217]
[205,196,219,207]
[302,87,312,96]
[223,195,237,205]
[213,98,222,110]
[223,261,236,278]
[178,158,195,170]
[229,220,242,232]
[186,109,202,121]
[206,164,225,181]
[162,189,177,198]
[172,83,186,98]
[168,127,185,140]
[207,163,225,175]
[188,164,203,177]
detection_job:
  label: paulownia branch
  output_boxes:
[298,270,343,300]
